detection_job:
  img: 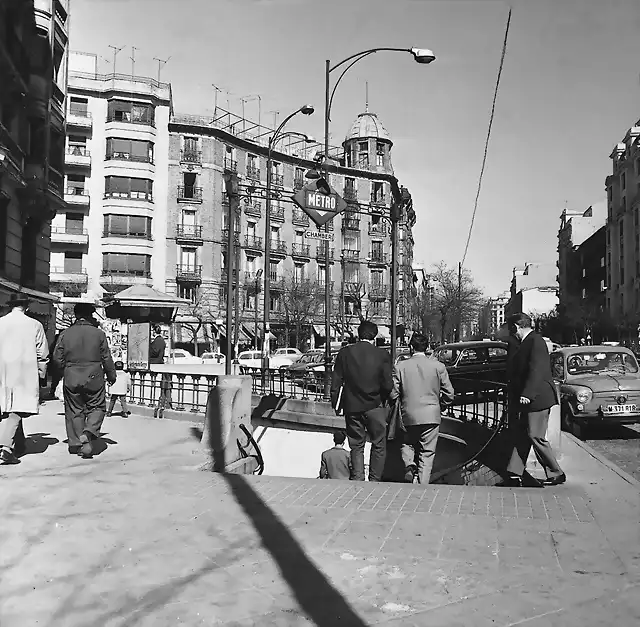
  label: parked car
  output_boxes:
[168,349,202,364]
[432,341,508,390]
[551,345,640,438]
[237,350,295,371]
[273,347,303,366]
[200,351,225,364]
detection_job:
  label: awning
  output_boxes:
[313,324,338,339]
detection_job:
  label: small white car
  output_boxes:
[169,349,201,364]
[273,347,302,366]
[238,350,297,370]
[200,351,225,364]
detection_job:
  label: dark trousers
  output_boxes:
[507,408,563,479]
[63,383,106,447]
[345,406,389,482]
[107,395,129,416]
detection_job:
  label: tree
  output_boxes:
[175,286,217,356]
[280,272,324,350]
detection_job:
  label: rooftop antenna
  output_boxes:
[212,84,223,118]
[153,55,170,82]
[107,45,123,74]
[365,81,369,112]
[130,46,138,78]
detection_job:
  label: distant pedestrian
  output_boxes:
[149,325,166,364]
[331,320,393,482]
[390,332,454,484]
[319,431,352,480]
[106,361,131,417]
[53,303,117,458]
[0,295,49,465]
[504,313,565,487]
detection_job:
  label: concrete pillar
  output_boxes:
[202,375,254,472]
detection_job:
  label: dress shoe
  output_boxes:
[68,445,81,455]
[79,433,93,459]
[0,448,20,465]
[497,475,522,488]
[521,471,544,488]
[542,473,566,486]
[404,465,416,483]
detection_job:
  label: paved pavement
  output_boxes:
[585,423,640,482]
[1,400,639,627]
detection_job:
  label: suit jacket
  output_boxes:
[319,446,352,479]
[330,341,393,414]
[149,335,166,364]
[510,331,557,412]
[390,354,455,426]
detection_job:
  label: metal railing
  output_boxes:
[342,217,360,230]
[50,267,88,281]
[246,165,260,180]
[316,246,334,259]
[180,150,202,164]
[270,240,287,254]
[65,186,89,197]
[244,234,263,250]
[272,173,284,187]
[291,243,311,257]
[106,151,153,164]
[176,264,202,281]
[177,186,202,201]
[368,252,388,264]
[369,223,387,236]
[102,269,151,278]
[292,209,310,226]
[343,187,357,201]
[66,146,90,157]
[51,225,88,236]
[341,249,360,261]
[224,158,237,172]
[269,206,285,221]
[244,201,261,217]
[175,224,203,239]
[68,107,91,119]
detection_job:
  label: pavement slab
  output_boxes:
[0,401,638,626]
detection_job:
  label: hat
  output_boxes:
[6,293,30,308]
[74,302,96,317]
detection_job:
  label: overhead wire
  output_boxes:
[461,6,513,267]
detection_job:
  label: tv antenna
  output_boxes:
[130,46,138,77]
[153,56,171,82]
[107,45,123,74]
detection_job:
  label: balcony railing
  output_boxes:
[67,108,92,126]
[246,165,260,180]
[105,190,153,202]
[294,177,305,191]
[369,222,388,236]
[180,150,202,164]
[66,145,90,157]
[177,186,202,202]
[106,151,153,164]
[343,187,357,201]
[291,243,311,258]
[50,267,88,283]
[341,249,360,262]
[221,228,241,245]
[270,240,287,255]
[269,206,285,221]
[342,217,360,230]
[224,158,237,172]
[244,235,263,250]
[272,173,284,187]
[316,246,334,259]
[106,113,155,127]
[103,230,152,240]
[244,201,262,217]
[368,285,390,299]
[368,251,388,265]
[175,225,203,240]
[343,281,361,292]
[102,270,151,278]
[51,226,89,245]
[176,265,202,282]
[292,209,310,226]
[65,187,89,202]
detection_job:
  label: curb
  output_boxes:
[564,432,640,489]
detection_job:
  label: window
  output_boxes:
[318,264,331,282]
[488,347,507,362]
[269,261,279,281]
[376,141,385,167]
[107,100,154,126]
[270,294,281,313]
[178,285,197,303]
[180,247,197,269]
[105,176,153,201]
[246,221,257,238]
[294,167,304,185]
[182,209,196,227]
[222,210,240,232]
[372,181,384,202]
[600,257,605,268]
[345,177,355,193]
[294,230,304,245]
[358,142,369,168]
[183,136,199,153]
[271,226,280,243]
[103,214,152,238]
[102,253,151,276]
[63,251,83,273]
[69,96,88,117]
[371,269,383,287]
[371,240,384,260]
[65,212,84,234]
[106,138,154,163]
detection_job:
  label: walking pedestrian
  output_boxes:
[504,313,566,487]
[330,320,393,482]
[390,332,454,484]
[0,295,49,465]
[106,361,131,417]
[318,431,352,479]
[53,303,117,458]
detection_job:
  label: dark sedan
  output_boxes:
[433,341,509,390]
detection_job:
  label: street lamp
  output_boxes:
[321,46,435,374]
[253,268,263,350]
[263,105,314,370]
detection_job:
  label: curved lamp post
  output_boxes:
[263,105,314,369]
[321,47,435,378]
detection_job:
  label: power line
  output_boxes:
[461,6,513,267]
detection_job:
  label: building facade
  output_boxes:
[605,120,640,340]
[478,292,509,337]
[505,262,558,320]
[0,0,69,331]
[166,108,416,350]
[58,51,172,322]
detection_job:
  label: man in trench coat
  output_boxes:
[53,303,117,458]
[0,294,49,465]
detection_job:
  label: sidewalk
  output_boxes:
[0,401,638,627]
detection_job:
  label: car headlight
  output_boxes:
[574,387,593,404]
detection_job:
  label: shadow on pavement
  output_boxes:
[22,432,59,456]
[586,424,640,441]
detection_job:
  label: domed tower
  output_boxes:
[342,107,394,175]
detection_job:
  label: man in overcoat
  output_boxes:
[505,312,565,487]
[390,332,454,483]
[54,303,117,458]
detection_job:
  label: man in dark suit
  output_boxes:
[331,320,393,481]
[319,431,352,479]
[505,313,565,487]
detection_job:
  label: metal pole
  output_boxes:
[233,224,241,362]
[390,205,399,365]
[262,142,272,372]
[254,279,259,350]
[323,59,332,397]
[456,261,462,342]
[225,193,235,375]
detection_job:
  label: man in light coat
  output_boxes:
[0,294,49,465]
[391,332,454,484]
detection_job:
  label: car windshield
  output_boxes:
[297,354,315,364]
[566,351,639,375]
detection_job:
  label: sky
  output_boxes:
[69,0,640,296]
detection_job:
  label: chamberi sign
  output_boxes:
[292,179,348,227]
[304,230,334,241]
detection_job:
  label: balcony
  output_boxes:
[176,265,202,283]
[106,113,155,128]
[272,173,284,187]
[294,177,305,191]
[369,222,388,236]
[65,145,91,167]
[342,217,360,231]
[292,208,310,226]
[368,285,390,299]
[246,165,260,180]
[48,167,64,197]
[370,194,387,207]
[177,186,202,202]
[269,205,285,221]
[221,228,241,246]
[51,225,89,245]
[344,187,357,201]
[244,235,263,252]
[343,281,362,292]
[101,271,152,286]
[269,275,285,290]
[224,158,237,172]
[105,190,153,202]
[66,108,92,128]
[180,150,202,164]
[175,224,203,243]
[270,240,287,256]
[106,151,153,165]
[291,243,311,259]
[341,249,360,262]
[50,267,88,284]
[244,201,262,217]
[64,186,89,205]
[368,251,388,265]
[315,246,334,260]
[244,271,263,285]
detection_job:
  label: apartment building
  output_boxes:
[56,51,172,317]
[605,119,640,337]
[478,292,509,337]
[0,0,69,332]
[505,262,558,319]
[166,108,416,348]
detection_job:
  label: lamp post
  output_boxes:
[262,105,314,371]
[254,268,263,349]
[321,47,435,375]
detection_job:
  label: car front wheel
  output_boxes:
[561,405,588,439]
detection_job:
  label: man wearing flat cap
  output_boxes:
[53,303,117,458]
[0,294,49,465]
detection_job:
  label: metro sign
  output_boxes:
[292,179,348,227]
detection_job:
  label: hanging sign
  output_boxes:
[292,179,348,227]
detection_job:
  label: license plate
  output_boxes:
[604,404,637,414]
